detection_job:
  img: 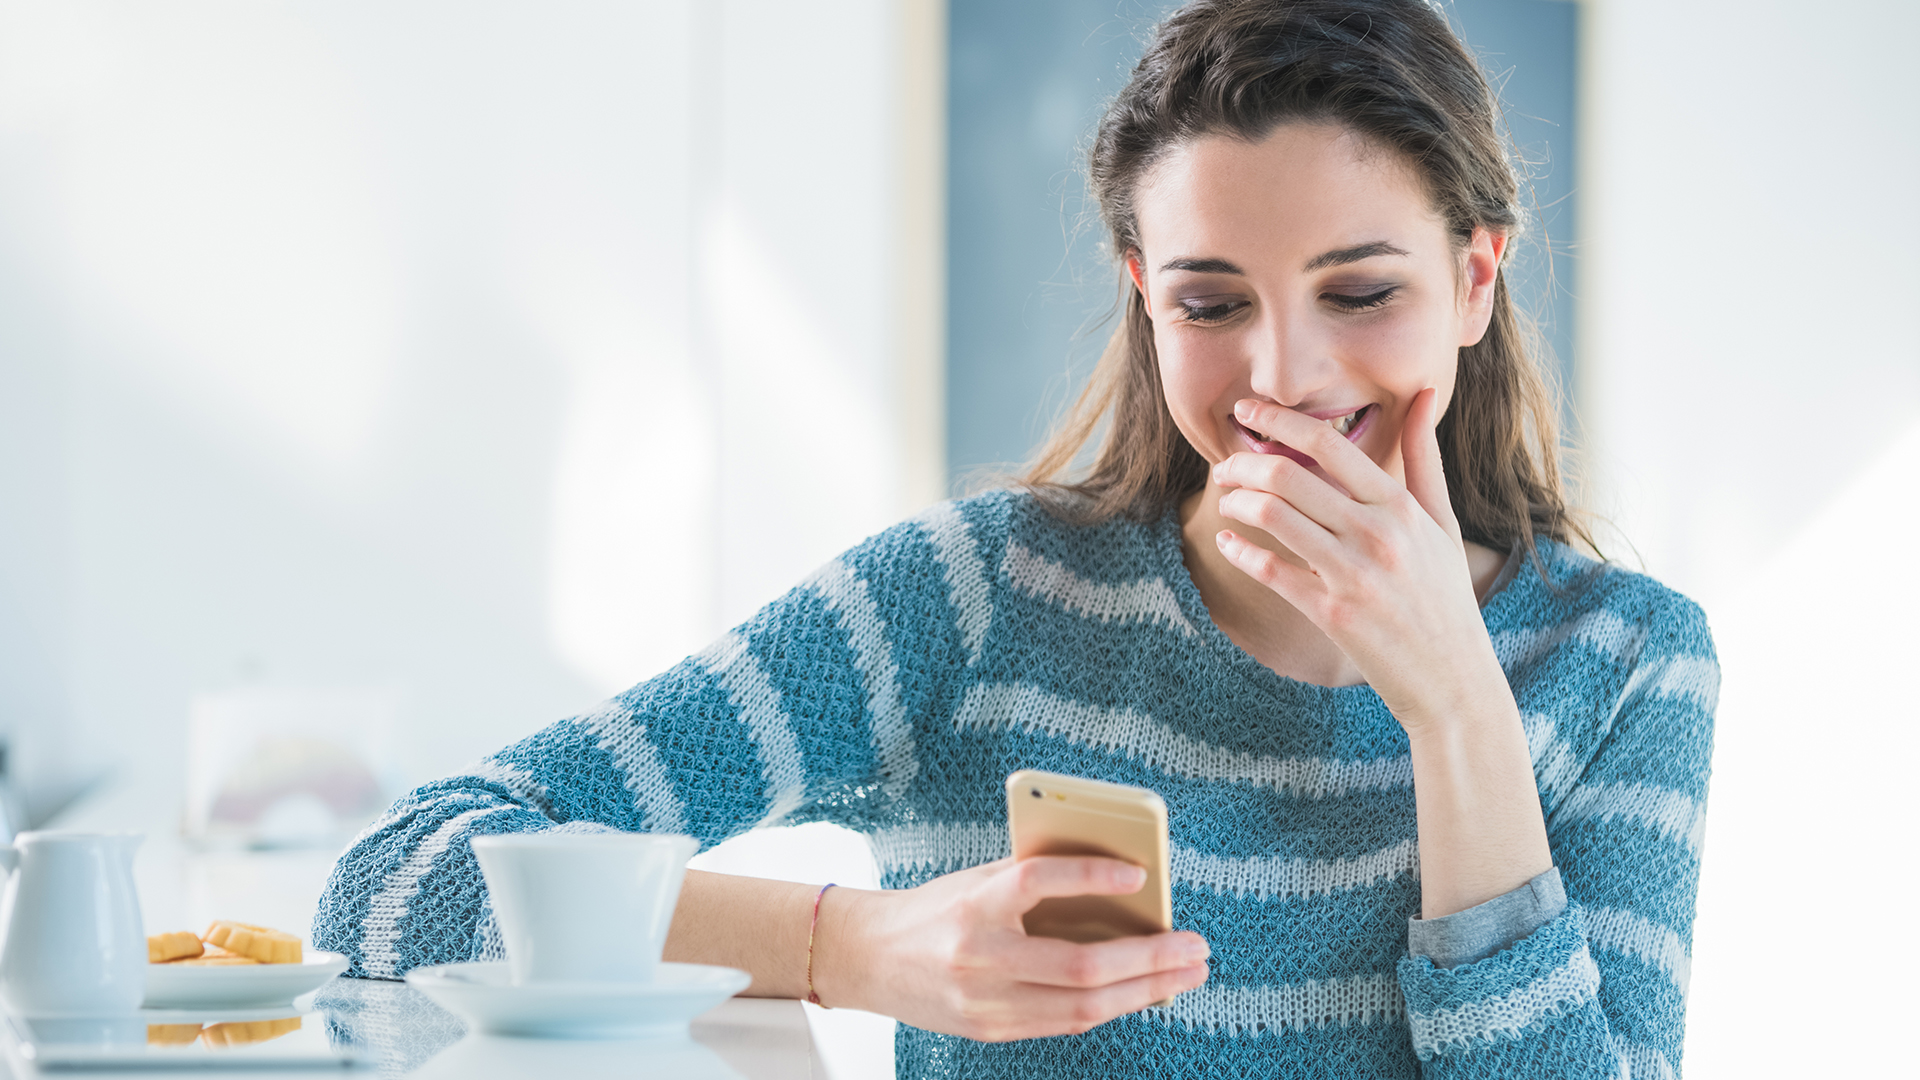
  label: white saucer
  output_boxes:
[405,962,752,1039]
[144,952,350,1010]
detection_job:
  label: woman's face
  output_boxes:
[1130,123,1501,490]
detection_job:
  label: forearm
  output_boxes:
[662,870,830,998]
[1404,677,1552,920]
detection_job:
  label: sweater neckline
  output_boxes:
[1149,506,1539,704]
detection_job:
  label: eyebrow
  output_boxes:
[1302,241,1410,272]
[1157,256,1245,275]
[1155,242,1411,277]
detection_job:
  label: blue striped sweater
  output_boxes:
[314,490,1718,1078]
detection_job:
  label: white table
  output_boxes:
[17,778,843,1079]
[1,986,820,1079]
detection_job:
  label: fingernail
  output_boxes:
[1117,865,1146,889]
[1234,400,1255,420]
[1181,940,1210,963]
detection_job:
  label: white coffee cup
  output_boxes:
[470,832,699,985]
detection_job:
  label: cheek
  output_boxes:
[1153,330,1238,420]
[1338,307,1459,395]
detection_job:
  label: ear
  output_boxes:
[1126,251,1152,317]
[1457,227,1505,347]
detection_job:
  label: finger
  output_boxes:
[1213,454,1358,541]
[1216,528,1327,611]
[1232,399,1399,504]
[1400,387,1463,545]
[993,963,1211,1041]
[994,857,1147,917]
[994,930,1210,989]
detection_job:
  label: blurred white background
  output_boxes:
[1582,1,1919,1075]
[0,0,1913,1077]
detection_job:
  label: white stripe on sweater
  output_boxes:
[1613,654,1721,720]
[956,682,1412,798]
[1586,907,1692,997]
[580,702,688,835]
[1555,781,1706,856]
[917,503,992,665]
[1148,972,1404,1033]
[359,806,504,977]
[1493,609,1646,671]
[1408,943,1601,1057]
[696,633,808,826]
[1521,711,1587,809]
[805,560,918,798]
[1175,837,1419,900]
[868,820,1009,875]
[1003,541,1197,636]
[459,758,554,817]
[869,820,1415,901]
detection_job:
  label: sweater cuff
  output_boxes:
[1406,867,1566,969]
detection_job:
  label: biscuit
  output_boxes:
[201,1017,301,1047]
[148,931,204,964]
[201,921,301,964]
[173,943,259,966]
[146,1024,204,1046]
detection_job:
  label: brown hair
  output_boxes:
[1023,0,1592,558]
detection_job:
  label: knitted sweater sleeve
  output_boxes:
[311,507,976,979]
[1396,594,1719,1079]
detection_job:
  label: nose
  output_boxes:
[1245,302,1337,407]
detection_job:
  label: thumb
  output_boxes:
[1402,387,1462,546]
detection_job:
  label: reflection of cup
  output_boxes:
[470,833,699,985]
[21,1016,146,1047]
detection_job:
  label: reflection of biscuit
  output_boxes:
[202,921,301,964]
[147,1024,203,1046]
[148,931,203,963]
[201,1017,301,1048]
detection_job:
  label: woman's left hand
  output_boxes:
[1210,387,1506,734]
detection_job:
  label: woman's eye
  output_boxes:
[1177,299,1247,323]
[1322,287,1398,311]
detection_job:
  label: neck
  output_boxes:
[1179,481,1366,687]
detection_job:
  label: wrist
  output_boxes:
[1389,649,1517,741]
[808,884,879,1011]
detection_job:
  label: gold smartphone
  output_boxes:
[1005,770,1171,943]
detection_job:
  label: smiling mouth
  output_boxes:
[1234,404,1374,463]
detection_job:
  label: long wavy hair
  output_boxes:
[1022,0,1592,559]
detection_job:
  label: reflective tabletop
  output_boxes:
[1,978,816,1080]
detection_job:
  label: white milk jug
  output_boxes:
[0,832,146,1015]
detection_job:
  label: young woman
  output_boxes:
[316,1,1717,1076]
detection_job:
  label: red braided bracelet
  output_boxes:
[805,882,836,1007]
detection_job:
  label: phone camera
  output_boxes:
[1030,788,1042,799]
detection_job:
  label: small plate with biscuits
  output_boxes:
[145,921,349,1010]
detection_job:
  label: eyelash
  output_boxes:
[1323,287,1398,311]
[1177,301,1246,323]
[1175,287,1399,323]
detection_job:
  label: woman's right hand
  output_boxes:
[811,856,1211,1042]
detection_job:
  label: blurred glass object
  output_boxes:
[185,688,399,850]
[0,740,26,843]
